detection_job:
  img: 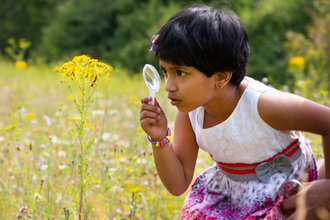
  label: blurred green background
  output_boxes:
[1,0,330,95]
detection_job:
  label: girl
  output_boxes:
[139,4,330,219]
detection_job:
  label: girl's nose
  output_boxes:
[164,76,177,92]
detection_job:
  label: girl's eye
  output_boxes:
[160,68,167,75]
[177,70,186,76]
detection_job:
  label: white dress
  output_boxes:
[180,77,318,220]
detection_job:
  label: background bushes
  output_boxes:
[1,0,329,91]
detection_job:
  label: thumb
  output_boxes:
[154,97,164,111]
[281,194,297,213]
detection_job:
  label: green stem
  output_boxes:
[79,182,83,220]
[130,193,135,220]
[32,181,44,219]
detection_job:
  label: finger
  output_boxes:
[281,194,297,212]
[140,102,161,114]
[141,96,152,104]
[140,117,158,127]
[154,97,166,114]
[153,97,162,109]
[140,110,160,122]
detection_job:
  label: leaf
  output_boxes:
[85,136,95,152]
[120,183,133,191]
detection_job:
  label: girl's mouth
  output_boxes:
[170,99,181,106]
[167,95,181,106]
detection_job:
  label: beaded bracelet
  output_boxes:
[147,127,173,147]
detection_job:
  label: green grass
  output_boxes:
[0,60,323,219]
[0,60,216,219]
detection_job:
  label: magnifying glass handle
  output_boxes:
[149,89,155,105]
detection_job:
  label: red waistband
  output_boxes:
[210,139,300,175]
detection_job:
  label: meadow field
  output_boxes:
[0,59,324,220]
[0,59,220,220]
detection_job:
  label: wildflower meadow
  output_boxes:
[0,54,326,219]
[0,1,329,218]
[0,57,222,219]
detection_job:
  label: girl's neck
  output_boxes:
[203,79,248,128]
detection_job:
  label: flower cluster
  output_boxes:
[54,55,112,86]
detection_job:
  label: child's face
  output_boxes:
[159,60,217,113]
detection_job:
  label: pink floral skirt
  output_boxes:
[181,143,318,220]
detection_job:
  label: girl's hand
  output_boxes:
[281,179,330,220]
[140,96,168,141]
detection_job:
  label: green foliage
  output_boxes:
[0,0,62,56]
[38,0,191,70]
[284,1,330,102]
[39,0,117,62]
[1,0,329,89]
[228,0,313,86]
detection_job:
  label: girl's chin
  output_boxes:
[175,105,197,113]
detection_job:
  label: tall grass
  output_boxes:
[0,60,215,219]
[0,60,324,219]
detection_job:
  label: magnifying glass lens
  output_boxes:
[142,64,161,105]
[145,68,158,90]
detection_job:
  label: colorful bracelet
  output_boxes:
[147,127,173,147]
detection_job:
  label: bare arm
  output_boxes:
[152,111,199,196]
[140,97,199,196]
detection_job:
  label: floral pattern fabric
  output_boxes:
[180,145,318,220]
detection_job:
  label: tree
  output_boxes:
[0,0,61,58]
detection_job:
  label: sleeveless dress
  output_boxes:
[181,77,318,220]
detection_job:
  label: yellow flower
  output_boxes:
[26,113,35,120]
[84,123,92,127]
[5,47,13,54]
[130,100,141,105]
[68,116,81,121]
[288,57,305,67]
[18,39,31,48]
[7,38,15,44]
[15,61,27,69]
[4,125,17,132]
[319,90,326,95]
[54,55,112,87]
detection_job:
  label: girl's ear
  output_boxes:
[215,71,232,88]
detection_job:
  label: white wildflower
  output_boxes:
[58,165,66,170]
[40,165,48,171]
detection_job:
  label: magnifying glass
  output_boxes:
[143,64,161,105]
